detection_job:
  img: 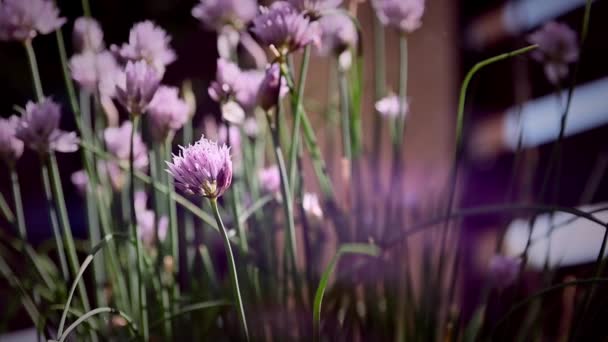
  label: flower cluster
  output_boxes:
[115,60,161,115]
[192,0,257,31]
[372,0,425,34]
[135,191,168,247]
[147,85,190,141]
[375,94,409,119]
[73,17,104,53]
[0,115,24,166]
[104,121,149,171]
[0,0,65,41]
[166,135,233,199]
[527,21,579,85]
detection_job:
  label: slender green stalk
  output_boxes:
[10,169,27,239]
[24,40,44,100]
[129,115,148,340]
[338,69,351,160]
[371,17,386,159]
[0,254,43,333]
[55,29,81,121]
[209,198,249,341]
[163,137,179,276]
[81,0,92,16]
[58,307,137,342]
[0,191,15,224]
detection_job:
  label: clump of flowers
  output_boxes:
[251,1,320,57]
[147,85,190,141]
[0,0,65,41]
[69,50,121,96]
[166,135,232,199]
[191,0,257,31]
[115,60,161,114]
[15,98,80,155]
[372,0,425,34]
[104,121,149,171]
[316,12,357,57]
[134,191,168,247]
[527,21,579,85]
[0,115,24,166]
[72,17,104,53]
[208,58,242,103]
[111,20,176,74]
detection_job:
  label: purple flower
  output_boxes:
[208,58,241,103]
[258,165,280,193]
[372,0,425,34]
[192,0,257,31]
[251,1,320,56]
[16,98,80,154]
[235,69,265,113]
[488,255,521,289]
[111,21,176,74]
[70,50,121,96]
[166,135,233,198]
[73,17,104,53]
[0,115,24,165]
[257,63,286,111]
[0,0,65,41]
[147,85,190,141]
[115,60,161,114]
[289,0,342,17]
[316,12,357,56]
[375,94,408,119]
[243,117,259,138]
[104,121,148,170]
[73,161,125,192]
[527,22,579,85]
[71,169,88,195]
[134,191,168,246]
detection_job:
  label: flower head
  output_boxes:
[488,255,521,289]
[316,12,357,56]
[257,63,286,111]
[134,191,168,247]
[251,1,320,56]
[375,94,408,119]
[258,165,280,193]
[0,115,24,165]
[104,121,148,170]
[147,85,190,141]
[70,50,121,96]
[192,0,257,31]
[72,161,124,193]
[208,58,241,103]
[166,135,233,198]
[73,17,104,53]
[527,22,579,85]
[372,0,425,34]
[0,0,65,41]
[112,21,176,74]
[16,98,80,154]
[288,0,342,18]
[115,60,161,114]
[235,69,265,113]
[303,192,323,218]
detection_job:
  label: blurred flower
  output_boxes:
[375,94,408,119]
[239,32,268,69]
[221,101,246,125]
[0,0,65,41]
[166,135,233,199]
[147,85,190,141]
[71,169,88,195]
[258,165,280,194]
[217,26,240,59]
[70,50,121,96]
[527,21,579,85]
[251,1,320,56]
[115,60,161,114]
[71,161,125,193]
[316,12,357,56]
[488,255,521,289]
[257,63,286,111]
[303,192,323,218]
[289,0,342,18]
[111,21,176,74]
[16,98,79,154]
[134,191,168,247]
[73,17,104,53]
[0,115,24,166]
[235,69,265,113]
[192,0,256,31]
[208,58,241,103]
[218,124,241,153]
[243,116,259,138]
[372,0,425,34]
[104,121,148,170]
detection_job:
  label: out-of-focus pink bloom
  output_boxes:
[235,69,265,113]
[527,22,579,85]
[134,191,168,247]
[257,63,287,111]
[289,0,342,18]
[218,124,241,155]
[147,85,190,141]
[111,21,176,74]
[0,115,24,165]
[104,121,149,171]
[258,165,280,194]
[316,12,357,56]
[208,58,241,103]
[239,32,268,69]
[488,255,521,289]
[70,50,121,96]
[71,161,125,194]
[243,117,259,138]
[375,95,408,119]
[251,1,320,56]
[372,0,425,34]
[303,192,323,218]
[192,0,257,31]
[166,135,233,198]
[0,0,65,41]
[16,98,80,154]
[115,60,161,114]
[73,17,104,53]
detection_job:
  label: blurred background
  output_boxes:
[1,0,608,338]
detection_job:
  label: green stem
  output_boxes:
[24,40,43,100]
[129,115,148,340]
[81,0,92,16]
[55,28,81,122]
[0,191,15,224]
[338,69,351,160]
[209,198,249,341]
[371,17,386,159]
[164,138,179,275]
[10,169,27,239]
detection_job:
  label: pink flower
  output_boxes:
[147,85,190,141]
[527,22,579,85]
[104,121,149,171]
[72,17,104,53]
[258,165,280,194]
[372,0,425,34]
[115,60,161,114]
[0,115,24,165]
[0,0,65,41]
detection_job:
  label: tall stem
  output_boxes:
[129,115,148,340]
[24,40,43,101]
[209,198,249,341]
[10,169,27,239]
[338,69,352,160]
